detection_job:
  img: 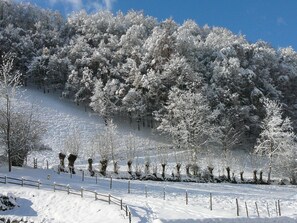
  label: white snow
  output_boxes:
[1,87,297,222]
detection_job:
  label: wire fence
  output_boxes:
[0,175,132,223]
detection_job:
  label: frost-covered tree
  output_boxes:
[0,55,21,172]
[158,87,216,152]
[63,129,81,173]
[254,98,297,183]
[90,79,116,118]
[104,119,118,174]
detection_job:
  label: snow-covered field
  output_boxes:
[1,87,297,222]
[1,167,297,222]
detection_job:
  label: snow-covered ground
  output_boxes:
[1,87,297,222]
[1,167,297,222]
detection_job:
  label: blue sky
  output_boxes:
[18,0,297,50]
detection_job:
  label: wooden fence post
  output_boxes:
[275,201,278,216]
[4,176,6,184]
[210,193,212,210]
[46,160,49,170]
[120,199,123,210]
[110,176,112,190]
[236,198,239,216]
[38,180,40,189]
[53,182,56,192]
[70,169,72,179]
[81,187,84,198]
[95,191,97,200]
[67,185,70,195]
[245,202,249,217]
[82,170,84,182]
[95,174,98,184]
[255,202,260,217]
[126,205,128,216]
[267,203,270,217]
[21,177,24,187]
[129,212,131,223]
[128,180,130,194]
[145,185,147,198]
[186,190,188,205]
[278,200,281,216]
[108,194,111,204]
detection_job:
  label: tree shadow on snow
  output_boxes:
[161,217,297,223]
[0,197,37,217]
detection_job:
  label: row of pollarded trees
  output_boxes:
[56,98,297,184]
[0,54,46,172]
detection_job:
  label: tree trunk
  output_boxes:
[113,161,118,174]
[145,162,150,175]
[208,166,214,181]
[58,153,66,172]
[127,160,132,174]
[186,164,191,177]
[259,170,263,183]
[253,170,258,183]
[226,167,231,181]
[240,171,244,182]
[88,158,94,176]
[7,95,11,172]
[161,163,166,179]
[68,154,77,174]
[176,163,181,180]
[267,165,272,184]
[100,159,108,176]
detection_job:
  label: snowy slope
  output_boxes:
[14,86,169,168]
[1,88,297,222]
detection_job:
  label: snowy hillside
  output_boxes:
[0,87,296,223]
[15,86,169,168]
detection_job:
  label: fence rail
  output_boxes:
[0,175,132,223]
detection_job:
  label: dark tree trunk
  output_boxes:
[68,154,77,174]
[259,170,263,183]
[127,160,132,174]
[208,166,214,181]
[176,163,181,180]
[113,161,118,174]
[226,167,231,181]
[253,170,258,183]
[88,158,94,176]
[59,153,66,172]
[100,159,108,176]
[145,162,150,175]
[161,163,166,179]
[186,164,191,177]
[240,171,244,182]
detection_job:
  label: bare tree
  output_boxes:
[0,54,21,171]
[125,133,136,174]
[105,119,119,174]
[157,146,169,179]
[63,129,81,173]
[95,133,109,176]
[254,99,296,183]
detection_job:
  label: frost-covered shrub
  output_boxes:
[0,193,18,211]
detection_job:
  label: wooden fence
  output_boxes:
[0,175,132,223]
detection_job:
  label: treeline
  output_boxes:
[1,0,297,150]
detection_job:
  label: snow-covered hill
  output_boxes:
[15,86,169,168]
[1,88,297,222]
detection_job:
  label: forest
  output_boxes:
[1,0,297,181]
